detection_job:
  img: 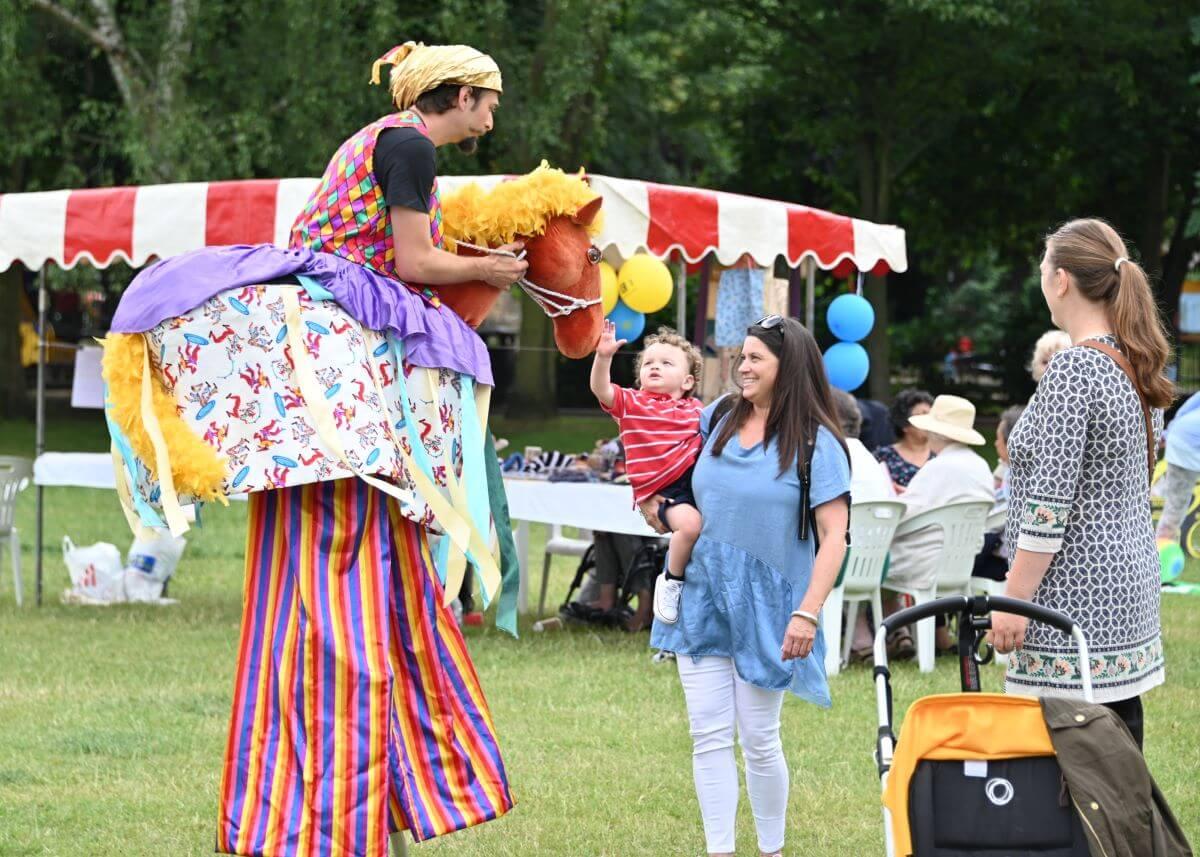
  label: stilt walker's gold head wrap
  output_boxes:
[370,42,503,110]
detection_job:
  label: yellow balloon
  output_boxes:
[617,254,674,314]
[599,261,619,314]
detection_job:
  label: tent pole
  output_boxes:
[675,258,687,336]
[692,256,711,345]
[805,259,816,331]
[788,265,803,320]
[35,268,47,607]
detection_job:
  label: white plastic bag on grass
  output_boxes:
[124,532,186,602]
[62,537,124,604]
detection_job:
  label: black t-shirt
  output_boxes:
[374,127,437,214]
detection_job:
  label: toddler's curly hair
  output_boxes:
[634,327,703,397]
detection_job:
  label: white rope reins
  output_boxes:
[453,239,603,319]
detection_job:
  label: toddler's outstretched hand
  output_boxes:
[596,319,627,358]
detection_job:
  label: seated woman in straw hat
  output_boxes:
[881,395,995,655]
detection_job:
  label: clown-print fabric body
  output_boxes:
[140,285,468,530]
[289,110,444,294]
[1005,335,1165,703]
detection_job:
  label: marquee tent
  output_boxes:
[0,174,907,604]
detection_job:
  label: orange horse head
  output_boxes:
[433,165,605,359]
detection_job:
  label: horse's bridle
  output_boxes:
[453,239,604,319]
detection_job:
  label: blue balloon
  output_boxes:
[607,300,646,342]
[827,294,875,342]
[824,342,870,391]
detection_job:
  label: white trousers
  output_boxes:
[677,655,788,854]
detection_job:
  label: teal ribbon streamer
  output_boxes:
[484,431,520,637]
[387,334,447,583]
[457,375,494,605]
[104,385,167,529]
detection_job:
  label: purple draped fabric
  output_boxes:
[110,244,493,385]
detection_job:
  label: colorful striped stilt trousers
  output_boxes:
[217,478,513,856]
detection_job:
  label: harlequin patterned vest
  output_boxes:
[289,111,444,291]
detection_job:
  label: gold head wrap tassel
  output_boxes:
[370,41,502,109]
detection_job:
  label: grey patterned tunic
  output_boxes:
[1005,335,1165,702]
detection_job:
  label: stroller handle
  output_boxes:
[872,595,1093,782]
[880,595,1079,638]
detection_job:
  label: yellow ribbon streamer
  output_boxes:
[140,340,189,537]
[282,290,497,583]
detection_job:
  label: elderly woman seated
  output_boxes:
[882,395,995,656]
[974,404,1025,583]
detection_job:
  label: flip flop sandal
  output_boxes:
[887,628,916,660]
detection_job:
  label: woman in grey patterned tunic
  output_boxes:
[992,218,1175,749]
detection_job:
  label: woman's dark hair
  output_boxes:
[889,389,934,437]
[710,317,848,475]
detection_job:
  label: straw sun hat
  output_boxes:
[906,394,985,446]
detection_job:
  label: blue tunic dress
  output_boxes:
[651,398,851,706]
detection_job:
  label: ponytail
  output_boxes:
[1111,256,1174,408]
[1045,218,1174,408]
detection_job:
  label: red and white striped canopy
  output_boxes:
[0,175,907,274]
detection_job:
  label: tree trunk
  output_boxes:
[1138,147,1169,280]
[31,0,193,182]
[1158,183,1198,325]
[507,301,557,418]
[0,266,28,418]
[859,133,893,402]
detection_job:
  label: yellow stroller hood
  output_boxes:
[883,693,1056,857]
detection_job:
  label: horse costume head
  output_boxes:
[437,164,604,359]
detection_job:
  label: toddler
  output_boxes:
[590,322,703,624]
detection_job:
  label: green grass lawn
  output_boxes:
[0,416,1197,855]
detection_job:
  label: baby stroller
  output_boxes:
[556,539,667,628]
[874,595,1095,857]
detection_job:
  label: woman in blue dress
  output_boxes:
[642,315,851,857]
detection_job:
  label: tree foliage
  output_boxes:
[1,0,1197,413]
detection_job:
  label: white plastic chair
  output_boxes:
[537,524,592,616]
[972,506,1009,598]
[824,501,907,675]
[973,506,1010,664]
[0,457,32,607]
[887,500,993,672]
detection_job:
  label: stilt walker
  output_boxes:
[99,40,606,855]
[216,42,524,857]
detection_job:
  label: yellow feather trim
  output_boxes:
[441,161,603,248]
[101,333,228,504]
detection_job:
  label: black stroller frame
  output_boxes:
[556,538,668,628]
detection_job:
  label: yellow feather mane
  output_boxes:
[101,333,228,503]
[441,161,602,247]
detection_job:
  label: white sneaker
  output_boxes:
[653,573,684,624]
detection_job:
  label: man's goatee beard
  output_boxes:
[457,137,479,155]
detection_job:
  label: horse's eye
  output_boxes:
[587,247,602,265]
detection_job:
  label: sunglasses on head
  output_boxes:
[755,314,785,330]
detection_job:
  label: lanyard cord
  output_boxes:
[452,239,603,318]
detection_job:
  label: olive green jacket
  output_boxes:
[1041,698,1192,857]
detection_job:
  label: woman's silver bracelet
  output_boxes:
[790,609,820,627]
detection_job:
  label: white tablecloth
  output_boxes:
[501,477,661,615]
[500,477,657,538]
[34,452,116,489]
